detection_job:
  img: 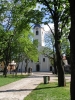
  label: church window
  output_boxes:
[43,58,45,62]
[36,31,39,35]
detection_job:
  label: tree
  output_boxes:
[18,31,39,73]
[0,0,14,77]
[68,0,75,99]
[0,0,43,76]
[10,0,43,74]
[37,0,70,86]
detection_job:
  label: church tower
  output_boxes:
[32,24,51,72]
[33,24,45,47]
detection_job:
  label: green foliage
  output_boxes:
[61,35,70,56]
[0,0,43,65]
[11,0,44,33]
[38,0,70,36]
[38,0,70,60]
[17,28,39,62]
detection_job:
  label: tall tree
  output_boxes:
[37,0,70,86]
[0,0,14,76]
[68,0,75,99]
[0,0,43,76]
[18,31,39,73]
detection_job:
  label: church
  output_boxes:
[18,24,52,72]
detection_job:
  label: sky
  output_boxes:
[42,23,54,31]
[35,3,54,32]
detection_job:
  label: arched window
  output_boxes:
[36,30,39,35]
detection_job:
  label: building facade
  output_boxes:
[18,24,52,72]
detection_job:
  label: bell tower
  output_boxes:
[33,24,45,47]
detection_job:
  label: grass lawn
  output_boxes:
[24,82,70,100]
[0,74,28,87]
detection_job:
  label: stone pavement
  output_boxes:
[0,72,70,100]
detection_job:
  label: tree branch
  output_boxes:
[46,23,55,38]
[43,0,54,19]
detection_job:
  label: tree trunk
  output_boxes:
[25,59,28,73]
[69,0,75,99]
[38,0,65,86]
[21,61,23,75]
[69,27,75,100]
[57,49,65,86]
[53,54,57,74]
[54,14,65,86]
[55,40,66,86]
[3,60,8,77]
[53,44,57,74]
[53,59,57,74]
[25,63,28,73]
[3,41,11,77]
[3,65,7,77]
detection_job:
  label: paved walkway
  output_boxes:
[0,72,70,100]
